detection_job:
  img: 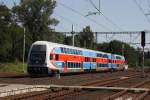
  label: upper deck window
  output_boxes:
[103,54,108,58]
[64,48,67,53]
[97,53,103,57]
[116,56,121,59]
[60,47,82,55]
[60,47,64,53]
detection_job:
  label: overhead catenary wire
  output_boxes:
[133,0,150,25]
[147,0,150,8]
[58,2,112,31]
[87,0,124,31]
[55,13,82,30]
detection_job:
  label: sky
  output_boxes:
[1,0,150,48]
[53,0,150,32]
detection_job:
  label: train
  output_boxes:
[27,41,126,75]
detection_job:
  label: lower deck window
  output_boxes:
[67,62,81,68]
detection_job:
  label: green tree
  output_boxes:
[13,0,59,42]
[0,4,12,62]
[79,26,94,49]
[9,23,24,61]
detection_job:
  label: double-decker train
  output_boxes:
[27,41,125,75]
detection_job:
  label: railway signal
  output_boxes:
[141,31,145,47]
[141,31,146,77]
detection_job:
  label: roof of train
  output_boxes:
[33,41,124,58]
[33,41,105,53]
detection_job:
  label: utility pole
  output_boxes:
[122,43,124,56]
[141,31,145,77]
[18,23,26,73]
[99,0,101,14]
[95,32,98,43]
[23,27,26,73]
[71,24,74,46]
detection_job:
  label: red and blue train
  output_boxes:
[27,41,125,75]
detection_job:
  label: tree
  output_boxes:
[0,4,12,61]
[79,26,94,49]
[9,23,24,61]
[13,0,59,42]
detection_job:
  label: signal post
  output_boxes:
[141,31,145,77]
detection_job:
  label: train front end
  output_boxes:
[27,41,49,75]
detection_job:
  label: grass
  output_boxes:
[0,61,27,74]
[145,59,150,68]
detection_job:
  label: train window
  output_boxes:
[72,63,74,68]
[60,47,63,53]
[68,62,70,68]
[69,49,71,54]
[98,63,100,67]
[67,62,70,67]
[97,53,103,57]
[55,54,59,61]
[75,50,77,55]
[100,54,102,57]
[75,63,77,68]
[71,49,73,54]
[71,62,73,68]
[103,54,108,58]
[31,45,46,52]
[75,50,78,55]
[77,63,79,67]
[62,48,64,53]
[80,51,83,55]
[116,56,121,59]
[73,63,75,68]
[78,51,80,55]
[78,50,80,55]
[63,48,65,53]
[74,50,76,54]
[74,50,76,55]
[50,54,53,60]
[77,50,79,55]
[77,63,79,68]
[72,49,74,54]
[74,49,76,54]
[66,48,68,53]
[100,63,102,67]
[100,63,101,67]
[99,63,101,67]
[67,48,69,54]
[68,49,70,54]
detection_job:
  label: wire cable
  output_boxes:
[55,13,82,29]
[58,2,112,31]
[133,0,150,25]
[87,0,124,40]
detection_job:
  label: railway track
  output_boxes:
[1,72,144,100]
[103,78,150,100]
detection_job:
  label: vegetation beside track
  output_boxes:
[0,61,27,73]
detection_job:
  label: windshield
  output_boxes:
[29,45,46,65]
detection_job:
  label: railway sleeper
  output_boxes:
[50,87,62,92]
